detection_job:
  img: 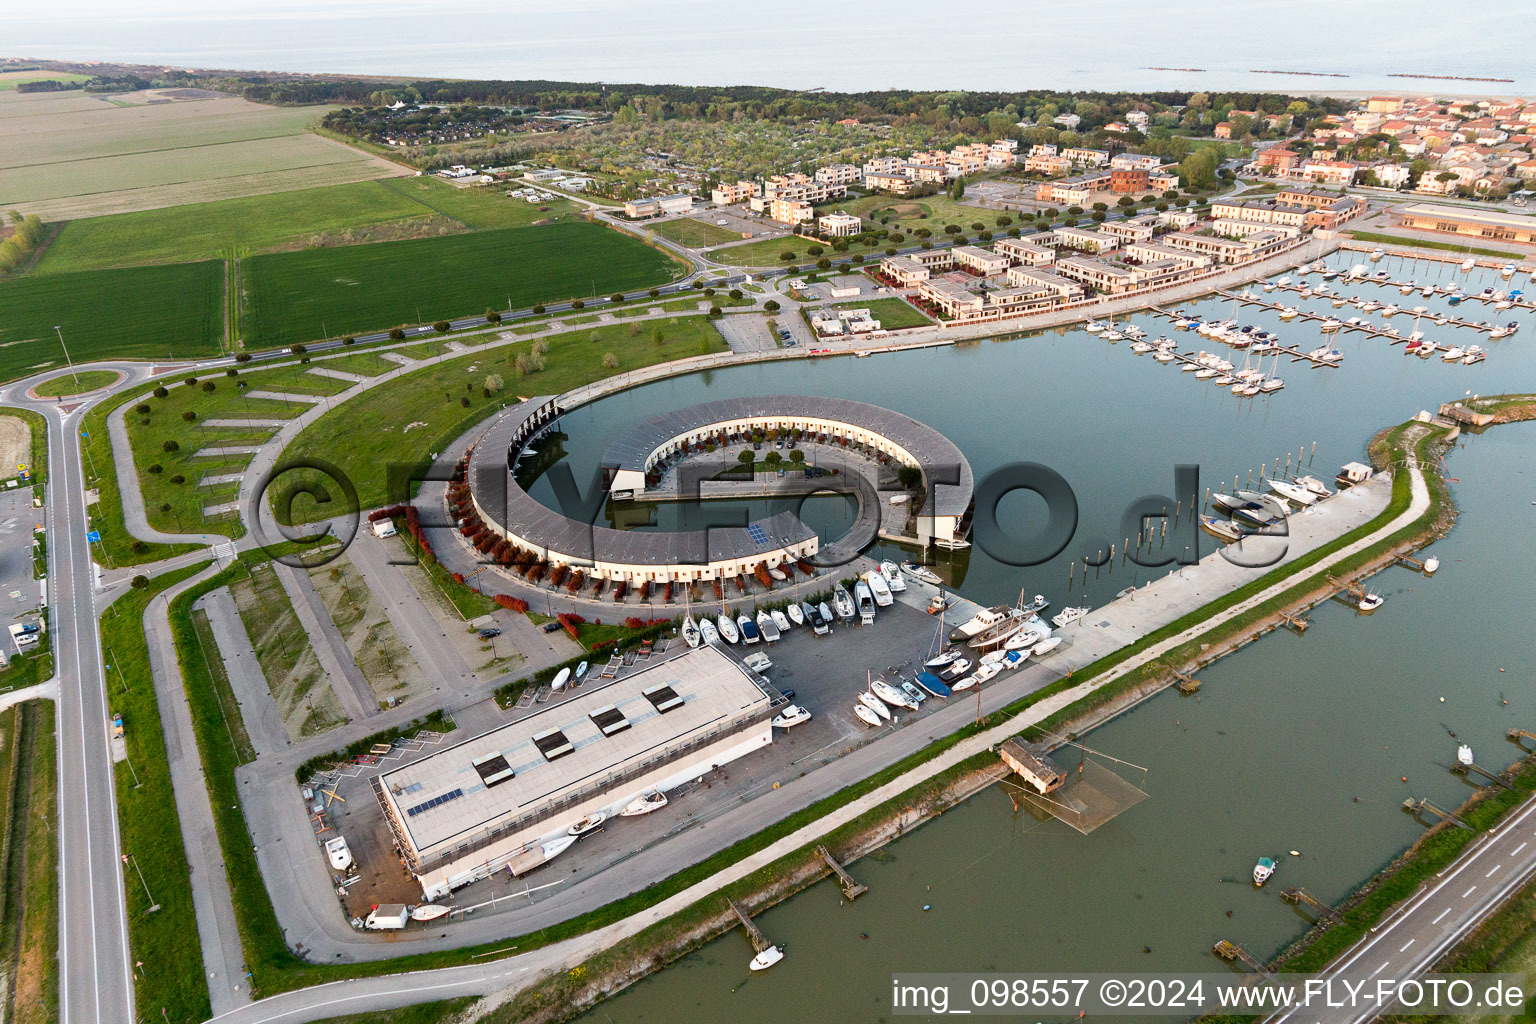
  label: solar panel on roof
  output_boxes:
[747,523,770,545]
[405,787,464,817]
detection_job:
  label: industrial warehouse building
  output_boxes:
[375,644,775,900]
[1391,203,1536,244]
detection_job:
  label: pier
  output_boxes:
[1450,760,1513,789]
[1281,886,1344,924]
[816,845,868,900]
[1402,797,1474,831]
[1214,940,1268,972]
[1172,669,1201,694]
[1509,728,1536,745]
[1338,241,1533,276]
[1146,305,1342,367]
[1213,288,1511,339]
[726,897,773,954]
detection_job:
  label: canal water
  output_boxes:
[526,256,1536,1022]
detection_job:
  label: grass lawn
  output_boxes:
[278,316,727,523]
[648,217,744,248]
[190,607,258,762]
[0,700,59,1024]
[0,261,224,385]
[242,221,683,347]
[310,350,401,377]
[0,406,48,492]
[1346,229,1529,261]
[376,175,577,230]
[101,562,213,1024]
[0,72,90,91]
[29,369,121,397]
[834,296,931,329]
[230,561,346,738]
[0,633,51,691]
[35,181,436,274]
[311,1000,477,1024]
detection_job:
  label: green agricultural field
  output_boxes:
[0,261,223,384]
[241,221,683,347]
[648,217,744,248]
[36,181,436,274]
[835,297,932,329]
[277,316,727,522]
[0,71,90,91]
[376,176,576,230]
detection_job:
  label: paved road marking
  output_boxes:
[1462,885,1478,898]
[1372,961,1390,977]
[1432,907,1451,924]
[1515,841,1529,857]
[1400,938,1416,952]
[1486,864,1501,878]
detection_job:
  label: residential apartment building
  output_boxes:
[952,245,1010,275]
[1110,153,1162,171]
[985,286,1060,315]
[1024,152,1071,175]
[1159,231,1262,263]
[992,237,1056,266]
[817,213,862,237]
[770,197,814,225]
[1005,266,1086,300]
[880,255,930,286]
[1110,168,1150,193]
[1290,159,1360,186]
[920,279,985,318]
[1053,226,1120,254]
[1159,209,1198,229]
[711,180,759,205]
[1213,218,1301,239]
[1122,241,1211,269]
[909,249,956,270]
[862,156,906,177]
[1101,219,1155,243]
[1062,147,1110,167]
[815,164,862,186]
[1210,198,1309,228]
[864,172,913,195]
[1148,170,1181,192]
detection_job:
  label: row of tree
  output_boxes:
[0,211,46,274]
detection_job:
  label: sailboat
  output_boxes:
[716,613,739,644]
[681,610,702,648]
[786,602,805,627]
[699,617,720,645]
[832,586,855,621]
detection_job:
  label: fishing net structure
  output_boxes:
[1016,749,1149,835]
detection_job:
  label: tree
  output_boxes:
[816,258,831,270]
[765,451,782,466]
[182,411,197,422]
[738,449,755,467]
[342,337,356,346]
[789,449,805,465]
[610,293,624,304]
[147,464,162,475]
[896,465,923,489]
[153,386,168,399]
[483,373,504,394]
[531,304,545,315]
[602,352,619,369]
[485,310,502,324]
[389,327,406,340]
[807,244,824,256]
[433,320,450,333]
[162,440,179,453]
[135,403,151,416]
[651,325,664,345]
[709,305,723,317]
[780,250,796,261]
[130,575,149,590]
[570,299,584,309]
[291,344,306,356]
[202,381,215,393]
[764,299,780,313]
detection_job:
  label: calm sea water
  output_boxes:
[11,0,1533,95]
[544,254,1536,1022]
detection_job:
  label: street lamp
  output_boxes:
[53,326,79,386]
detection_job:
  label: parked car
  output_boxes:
[541,621,561,634]
[478,628,502,639]
[18,623,40,635]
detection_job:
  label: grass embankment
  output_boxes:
[1347,230,1529,261]
[242,220,684,347]
[312,998,477,1024]
[101,562,213,1024]
[0,700,59,1024]
[0,261,224,385]
[392,522,497,619]
[0,633,51,692]
[28,369,120,397]
[189,606,257,763]
[276,316,727,524]
[833,296,932,328]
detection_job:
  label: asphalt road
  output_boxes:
[1268,791,1536,1024]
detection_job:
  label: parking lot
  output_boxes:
[0,486,42,667]
[313,589,952,919]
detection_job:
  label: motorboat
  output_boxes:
[771,609,792,633]
[1462,346,1486,364]
[1005,624,1051,652]
[1194,367,1218,380]
[716,613,739,644]
[858,691,892,721]
[1294,475,1333,500]
[973,662,1002,684]
[1100,329,1124,342]
[939,657,973,681]
[1278,307,1299,320]
[1199,514,1243,543]
[1130,340,1154,354]
[1209,492,1247,514]
[1369,248,1385,262]
[1457,743,1474,767]
[818,601,836,631]
[949,674,978,692]
[552,667,571,692]
[756,610,780,642]
[750,945,785,971]
[1440,346,1465,362]
[1423,556,1440,574]
[1051,606,1089,629]
[786,602,805,627]
[681,615,701,647]
[1358,592,1384,612]
[1253,856,1277,887]
[1124,325,1147,339]
[767,565,788,582]
[1502,263,1517,278]
[1154,348,1177,363]
[1031,636,1064,657]
[854,703,883,728]
[1267,479,1318,507]
[863,570,894,607]
[879,561,906,593]
[1085,319,1106,333]
[620,789,668,817]
[1318,318,1342,332]
[924,649,963,670]
[1019,594,1049,616]
[901,562,942,586]
[411,903,452,922]
[325,836,354,872]
[771,704,812,729]
[1307,347,1342,364]
[854,580,877,623]
[801,601,823,630]
[913,672,952,698]
[738,613,760,644]
[899,680,927,705]
[1230,502,1283,529]
[568,812,607,838]
[872,678,918,711]
[1001,649,1028,671]
[949,605,1012,642]
[980,650,1008,667]
[575,661,588,683]
[833,586,855,622]
[699,618,720,645]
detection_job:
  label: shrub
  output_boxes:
[610,293,624,304]
[570,299,584,309]
[343,336,356,345]
[484,310,501,324]
[531,304,545,315]
[147,464,163,475]
[182,411,197,422]
[708,306,722,317]
[162,440,179,453]
[602,352,619,369]
[135,403,151,416]
[153,386,169,399]
[494,594,529,613]
[433,320,451,333]
[169,474,185,485]
[388,327,406,340]
[202,381,215,393]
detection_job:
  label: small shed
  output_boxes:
[372,518,399,539]
[999,738,1066,794]
[1336,461,1374,488]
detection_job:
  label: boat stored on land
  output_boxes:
[700,618,720,645]
[621,790,669,817]
[716,614,739,644]
[771,609,791,633]
[854,704,882,728]
[854,580,877,624]
[738,613,760,644]
[771,704,812,728]
[568,812,607,838]
[872,678,918,711]
[756,610,781,642]
[682,615,701,648]
[950,606,1012,642]
[833,587,855,622]
[914,672,952,698]
[864,570,894,607]
[858,691,892,720]
[880,561,907,592]
[786,603,805,627]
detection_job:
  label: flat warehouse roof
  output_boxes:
[1398,203,1536,230]
[380,645,770,857]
